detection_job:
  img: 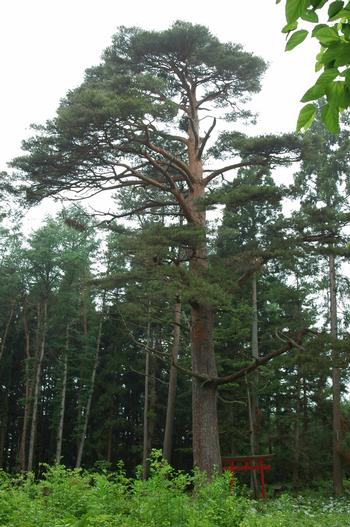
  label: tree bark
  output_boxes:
[329,254,343,495]
[185,88,222,473]
[55,324,69,464]
[75,312,103,468]
[18,302,32,471]
[142,315,152,479]
[0,301,15,365]
[249,274,259,495]
[27,301,48,472]
[292,376,301,489]
[191,300,221,473]
[163,298,181,464]
[0,392,8,468]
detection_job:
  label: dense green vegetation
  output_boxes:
[0,457,349,527]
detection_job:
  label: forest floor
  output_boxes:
[0,460,349,526]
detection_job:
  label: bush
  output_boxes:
[0,456,348,527]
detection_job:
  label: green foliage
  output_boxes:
[278,0,350,131]
[0,461,349,527]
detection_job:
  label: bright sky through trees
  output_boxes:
[0,1,319,168]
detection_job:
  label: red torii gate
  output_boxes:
[222,454,273,498]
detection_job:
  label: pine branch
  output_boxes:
[212,329,309,386]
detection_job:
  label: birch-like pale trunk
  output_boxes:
[55,324,70,464]
[27,301,48,472]
[163,298,181,464]
[329,254,343,495]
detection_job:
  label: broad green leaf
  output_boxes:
[301,84,326,101]
[285,29,309,50]
[282,21,298,33]
[326,80,350,108]
[320,43,350,66]
[321,102,340,132]
[311,0,329,8]
[286,0,309,23]
[329,7,350,19]
[315,68,339,87]
[301,9,319,22]
[328,1,344,18]
[300,69,339,101]
[276,0,282,3]
[312,25,341,45]
[296,103,317,131]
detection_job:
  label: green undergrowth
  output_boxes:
[0,453,349,526]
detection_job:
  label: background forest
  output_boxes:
[0,19,350,502]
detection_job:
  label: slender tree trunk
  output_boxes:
[0,392,8,468]
[246,377,259,497]
[249,274,259,495]
[55,324,69,464]
[147,352,158,457]
[163,297,181,464]
[106,403,114,463]
[75,311,104,468]
[292,377,301,489]
[329,254,343,495]
[142,316,151,479]
[18,303,31,471]
[0,301,15,364]
[27,301,48,472]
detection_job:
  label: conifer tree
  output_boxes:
[12,22,302,473]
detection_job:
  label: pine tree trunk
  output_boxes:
[27,302,48,472]
[55,324,69,464]
[75,313,103,468]
[329,254,343,495]
[187,180,221,474]
[163,298,181,464]
[191,300,221,473]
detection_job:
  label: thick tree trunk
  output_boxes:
[27,302,48,472]
[163,298,181,464]
[191,301,221,473]
[329,254,343,495]
[55,324,69,464]
[187,116,221,473]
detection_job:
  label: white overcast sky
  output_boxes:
[0,0,320,224]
